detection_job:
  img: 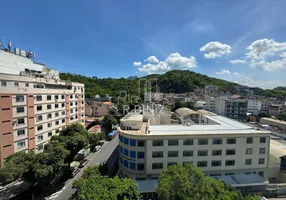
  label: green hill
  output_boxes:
[60,70,240,98]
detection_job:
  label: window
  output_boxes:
[130,139,136,146]
[226,149,236,155]
[37,125,43,131]
[17,107,24,113]
[152,151,163,158]
[124,137,129,145]
[246,148,252,155]
[55,104,59,109]
[124,148,129,156]
[225,173,234,176]
[16,95,24,102]
[197,161,207,167]
[212,150,222,156]
[183,150,193,157]
[56,129,60,133]
[48,123,52,128]
[198,150,208,156]
[260,137,266,143]
[47,113,52,119]
[17,129,25,136]
[130,150,136,158]
[37,135,43,142]
[55,112,59,117]
[62,111,65,115]
[168,139,178,146]
[168,162,176,167]
[17,140,26,149]
[61,95,65,99]
[38,144,44,151]
[47,95,51,100]
[124,160,128,168]
[212,160,221,167]
[259,148,266,154]
[137,152,145,159]
[153,140,163,146]
[3,132,11,135]
[152,163,163,169]
[47,104,52,109]
[212,138,222,145]
[245,159,252,165]
[48,132,52,137]
[25,83,29,87]
[247,137,253,144]
[14,82,19,87]
[119,135,124,142]
[137,163,145,171]
[70,95,73,99]
[62,103,65,108]
[55,121,59,125]
[198,139,208,145]
[70,102,73,106]
[55,95,59,100]
[168,151,178,157]
[3,144,11,148]
[259,158,265,164]
[183,139,193,145]
[1,81,7,86]
[226,138,236,144]
[62,118,65,123]
[2,120,10,123]
[17,118,25,125]
[36,115,42,122]
[36,95,42,101]
[137,140,145,147]
[245,172,251,175]
[37,105,42,111]
[130,162,136,169]
[225,160,235,166]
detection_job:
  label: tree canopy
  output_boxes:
[102,114,118,134]
[156,163,260,200]
[72,166,140,200]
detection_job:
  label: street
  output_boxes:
[49,135,119,200]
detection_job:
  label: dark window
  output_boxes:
[55,95,59,100]
[124,160,128,168]
[48,132,52,137]
[16,95,24,102]
[212,138,222,145]
[198,150,208,156]
[183,139,193,145]
[197,161,207,167]
[62,119,65,123]
[246,148,252,155]
[167,162,176,167]
[36,95,42,101]
[1,81,7,86]
[130,150,136,158]
[130,139,136,146]
[17,129,25,136]
[245,159,252,165]
[56,129,60,133]
[247,137,253,144]
[225,160,235,166]
[17,107,24,113]
[168,151,178,157]
[47,95,51,100]
[137,152,145,159]
[212,150,222,156]
[37,125,43,131]
[226,138,236,144]
[47,104,52,109]
[14,82,19,87]
[198,139,208,145]
[211,160,221,167]
[55,104,59,108]
[226,149,236,155]
[17,118,25,125]
[260,137,266,143]
[259,148,266,154]
[61,95,65,99]
[124,137,129,145]
[62,103,65,107]
[25,83,29,87]
[3,144,11,148]
[258,171,264,177]
[137,140,145,147]
[55,121,59,125]
[152,151,163,158]
[124,148,128,156]
[183,150,193,157]
[130,162,135,169]
[153,140,163,146]
[137,163,144,171]
[37,105,42,111]
[3,132,11,135]
[48,123,52,128]
[47,113,52,119]
[168,140,178,146]
[152,163,163,169]
[259,158,265,164]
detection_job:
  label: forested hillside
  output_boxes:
[60,70,285,98]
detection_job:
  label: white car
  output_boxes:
[94,145,101,152]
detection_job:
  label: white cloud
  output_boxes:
[200,41,232,59]
[165,53,197,69]
[245,39,286,71]
[233,72,240,76]
[235,75,286,89]
[216,69,231,75]
[144,56,159,64]
[230,59,246,64]
[137,52,197,74]
[133,62,142,67]
[138,61,170,74]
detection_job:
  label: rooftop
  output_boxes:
[261,118,286,125]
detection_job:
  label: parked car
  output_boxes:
[71,168,80,177]
[79,159,89,168]
[94,145,101,152]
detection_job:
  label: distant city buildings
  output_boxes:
[0,47,85,167]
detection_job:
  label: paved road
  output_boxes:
[49,135,119,200]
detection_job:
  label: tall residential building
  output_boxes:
[224,99,248,121]
[118,109,271,195]
[0,48,85,167]
[204,95,216,112]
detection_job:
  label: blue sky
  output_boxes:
[1,0,286,89]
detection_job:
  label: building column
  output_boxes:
[27,94,35,150]
[78,95,82,122]
[66,95,70,125]
[0,94,14,167]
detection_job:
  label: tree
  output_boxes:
[0,151,35,185]
[72,167,140,200]
[156,163,260,200]
[102,115,118,134]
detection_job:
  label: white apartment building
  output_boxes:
[118,109,270,185]
[204,95,216,112]
[0,49,85,167]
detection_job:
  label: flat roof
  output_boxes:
[270,139,286,158]
[148,115,268,135]
[121,114,143,122]
[261,118,286,125]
